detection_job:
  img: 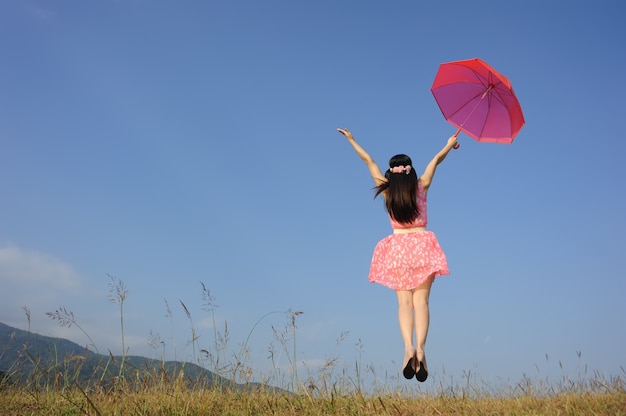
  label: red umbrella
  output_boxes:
[431,58,525,144]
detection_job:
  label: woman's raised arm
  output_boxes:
[337,128,386,187]
[420,133,458,190]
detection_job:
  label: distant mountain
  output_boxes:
[0,322,268,391]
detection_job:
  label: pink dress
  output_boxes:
[368,180,449,290]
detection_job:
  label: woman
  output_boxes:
[337,128,458,382]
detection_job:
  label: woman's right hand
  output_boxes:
[336,128,386,186]
[337,128,354,140]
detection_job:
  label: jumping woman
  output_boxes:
[337,128,458,382]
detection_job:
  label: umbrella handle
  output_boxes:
[453,128,461,149]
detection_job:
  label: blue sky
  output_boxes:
[1,1,625,392]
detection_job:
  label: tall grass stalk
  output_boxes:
[46,307,100,355]
[289,310,303,391]
[268,309,304,393]
[164,298,177,362]
[22,306,31,332]
[200,282,223,374]
[107,274,128,382]
[180,299,202,368]
[237,309,285,384]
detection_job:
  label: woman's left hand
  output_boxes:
[448,135,459,149]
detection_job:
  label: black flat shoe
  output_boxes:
[402,356,416,379]
[415,360,428,382]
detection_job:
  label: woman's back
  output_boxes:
[389,179,428,229]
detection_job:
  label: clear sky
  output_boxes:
[1,1,625,392]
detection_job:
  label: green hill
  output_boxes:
[0,321,236,390]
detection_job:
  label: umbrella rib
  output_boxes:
[471,70,489,87]
[478,95,490,139]
[439,85,485,121]
[478,87,506,139]
[453,86,490,128]
[490,82,511,107]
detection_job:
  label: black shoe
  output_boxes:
[415,360,428,382]
[403,356,416,379]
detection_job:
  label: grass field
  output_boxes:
[2,278,624,415]
[1,380,625,415]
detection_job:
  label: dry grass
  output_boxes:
[1,385,625,416]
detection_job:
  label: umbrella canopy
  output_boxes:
[431,58,525,143]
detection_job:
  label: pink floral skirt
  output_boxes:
[368,230,449,290]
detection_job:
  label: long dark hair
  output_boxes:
[374,154,418,224]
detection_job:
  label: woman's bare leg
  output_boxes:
[396,290,416,364]
[413,275,435,368]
